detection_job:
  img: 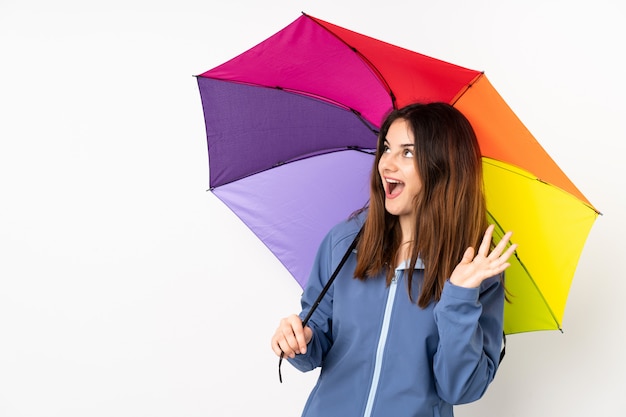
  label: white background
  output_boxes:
[1,0,624,416]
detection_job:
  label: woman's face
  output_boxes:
[378,118,422,221]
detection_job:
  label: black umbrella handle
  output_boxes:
[301,228,362,327]
[278,227,362,383]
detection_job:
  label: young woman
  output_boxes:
[271,102,517,417]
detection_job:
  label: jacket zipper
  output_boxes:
[363,269,401,417]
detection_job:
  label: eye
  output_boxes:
[381,143,390,153]
[403,148,414,157]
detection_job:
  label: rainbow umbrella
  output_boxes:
[196,13,599,335]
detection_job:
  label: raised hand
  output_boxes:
[449,224,517,288]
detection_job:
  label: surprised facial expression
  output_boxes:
[378,119,422,220]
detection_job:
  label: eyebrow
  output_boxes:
[383,139,414,148]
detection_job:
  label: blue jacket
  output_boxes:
[287,212,505,417]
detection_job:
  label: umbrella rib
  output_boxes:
[274,146,376,167]
[351,108,380,136]
[269,86,384,135]
[485,158,599,333]
[450,72,485,106]
[303,13,396,109]
[200,76,362,117]
[229,80,383,134]
[272,86,382,134]
[273,85,355,113]
[487,211,563,334]
[483,158,601,215]
[349,50,396,108]
[208,147,375,190]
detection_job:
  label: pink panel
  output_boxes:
[201,15,393,126]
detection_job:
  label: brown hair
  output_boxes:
[354,102,488,308]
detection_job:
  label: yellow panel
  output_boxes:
[483,158,598,334]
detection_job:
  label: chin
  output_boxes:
[384,205,402,217]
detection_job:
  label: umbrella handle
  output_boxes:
[301,228,362,327]
[278,227,362,383]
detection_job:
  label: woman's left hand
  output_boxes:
[449,224,517,288]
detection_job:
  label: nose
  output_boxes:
[378,153,397,173]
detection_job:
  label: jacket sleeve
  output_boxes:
[286,230,337,372]
[432,274,505,404]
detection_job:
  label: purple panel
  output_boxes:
[198,77,377,188]
[212,150,373,288]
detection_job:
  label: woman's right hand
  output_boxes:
[271,314,313,358]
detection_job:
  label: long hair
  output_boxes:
[354,102,488,308]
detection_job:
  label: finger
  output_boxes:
[461,246,475,264]
[281,329,299,358]
[488,231,513,259]
[295,325,309,355]
[272,322,291,356]
[281,316,305,357]
[286,315,308,353]
[492,262,511,276]
[478,224,495,256]
[285,315,308,355]
[272,336,284,357]
[488,242,517,276]
[498,242,518,264]
[272,324,293,358]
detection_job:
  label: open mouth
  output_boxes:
[385,178,404,196]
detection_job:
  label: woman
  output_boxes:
[271,102,517,417]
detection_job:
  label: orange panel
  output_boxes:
[455,75,592,206]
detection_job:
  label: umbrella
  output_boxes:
[196,13,599,335]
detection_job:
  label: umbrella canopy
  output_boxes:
[196,13,599,335]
